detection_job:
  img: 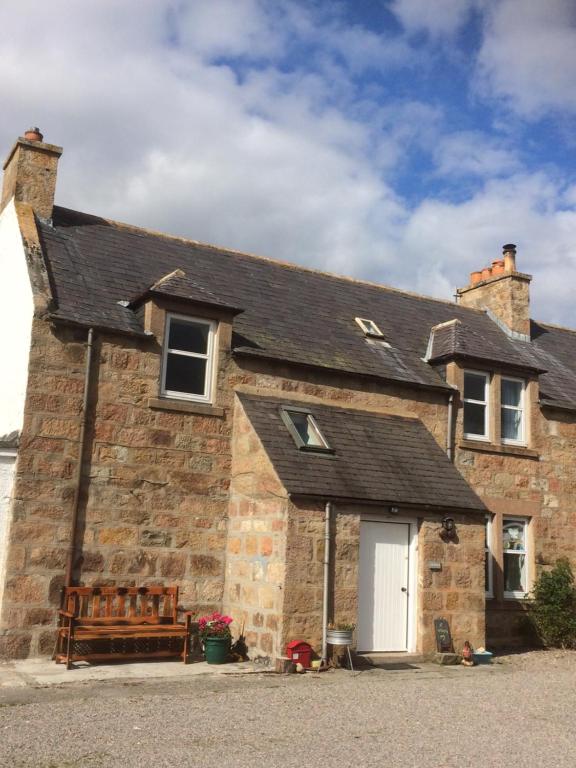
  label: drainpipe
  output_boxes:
[446,391,455,462]
[64,327,94,588]
[321,500,333,667]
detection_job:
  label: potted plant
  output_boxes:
[326,622,355,646]
[199,612,233,664]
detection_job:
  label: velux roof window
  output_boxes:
[280,407,333,453]
[355,317,384,338]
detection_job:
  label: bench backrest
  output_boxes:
[63,586,180,625]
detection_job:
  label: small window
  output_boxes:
[503,518,528,598]
[463,371,489,440]
[161,315,216,402]
[501,377,525,444]
[485,516,493,598]
[281,407,332,452]
[355,317,384,338]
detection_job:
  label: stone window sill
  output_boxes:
[459,439,539,459]
[148,397,225,417]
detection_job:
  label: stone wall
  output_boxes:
[280,502,485,657]
[3,300,574,658]
[222,400,289,659]
[449,361,576,647]
[0,310,451,658]
[0,315,235,658]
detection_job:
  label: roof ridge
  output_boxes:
[536,320,576,335]
[53,205,487,315]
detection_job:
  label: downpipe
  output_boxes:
[64,327,94,588]
[446,391,455,462]
[321,500,333,667]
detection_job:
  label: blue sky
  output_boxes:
[1,0,575,325]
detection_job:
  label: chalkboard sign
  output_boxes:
[434,618,453,653]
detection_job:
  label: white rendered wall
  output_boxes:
[0,199,33,439]
[0,453,16,611]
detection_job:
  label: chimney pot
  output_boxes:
[470,270,482,285]
[481,266,492,281]
[24,127,44,142]
[503,243,517,273]
[491,259,505,276]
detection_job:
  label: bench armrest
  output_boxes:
[59,610,75,619]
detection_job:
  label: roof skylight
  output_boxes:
[355,317,384,338]
[280,407,332,452]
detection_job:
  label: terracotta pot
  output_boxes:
[491,259,505,276]
[470,271,483,285]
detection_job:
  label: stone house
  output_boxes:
[0,128,575,661]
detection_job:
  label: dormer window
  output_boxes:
[355,317,384,338]
[161,314,216,403]
[280,407,332,452]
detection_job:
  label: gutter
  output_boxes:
[64,327,94,588]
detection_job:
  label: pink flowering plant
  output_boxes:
[198,612,233,640]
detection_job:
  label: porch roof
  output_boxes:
[238,393,487,513]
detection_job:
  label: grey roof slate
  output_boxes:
[238,393,487,512]
[37,206,576,409]
[129,269,244,314]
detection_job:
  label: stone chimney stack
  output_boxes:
[1,128,63,220]
[457,244,532,339]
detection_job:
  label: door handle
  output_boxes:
[401,587,407,593]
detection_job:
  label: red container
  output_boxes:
[286,640,313,669]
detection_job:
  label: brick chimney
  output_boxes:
[457,244,532,339]
[1,128,63,220]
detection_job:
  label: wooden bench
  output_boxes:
[54,586,192,669]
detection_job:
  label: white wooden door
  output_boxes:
[358,521,410,652]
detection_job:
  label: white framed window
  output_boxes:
[161,314,216,403]
[485,515,493,598]
[503,518,528,598]
[355,317,384,338]
[501,377,525,445]
[463,370,489,440]
[280,407,332,452]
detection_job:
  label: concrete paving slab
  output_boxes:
[0,656,274,688]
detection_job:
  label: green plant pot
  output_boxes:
[204,636,231,664]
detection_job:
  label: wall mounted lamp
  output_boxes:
[441,517,457,540]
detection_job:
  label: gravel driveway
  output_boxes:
[0,651,574,768]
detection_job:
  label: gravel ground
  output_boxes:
[0,651,574,768]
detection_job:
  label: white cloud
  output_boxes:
[395,173,576,324]
[0,0,574,327]
[433,131,520,178]
[476,0,576,116]
[390,0,479,37]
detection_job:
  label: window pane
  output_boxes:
[502,379,522,407]
[502,408,522,441]
[165,353,207,395]
[464,402,486,436]
[503,521,525,550]
[504,553,526,593]
[288,412,325,447]
[464,372,486,401]
[168,319,209,355]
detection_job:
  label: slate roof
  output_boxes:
[36,206,576,409]
[238,393,486,511]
